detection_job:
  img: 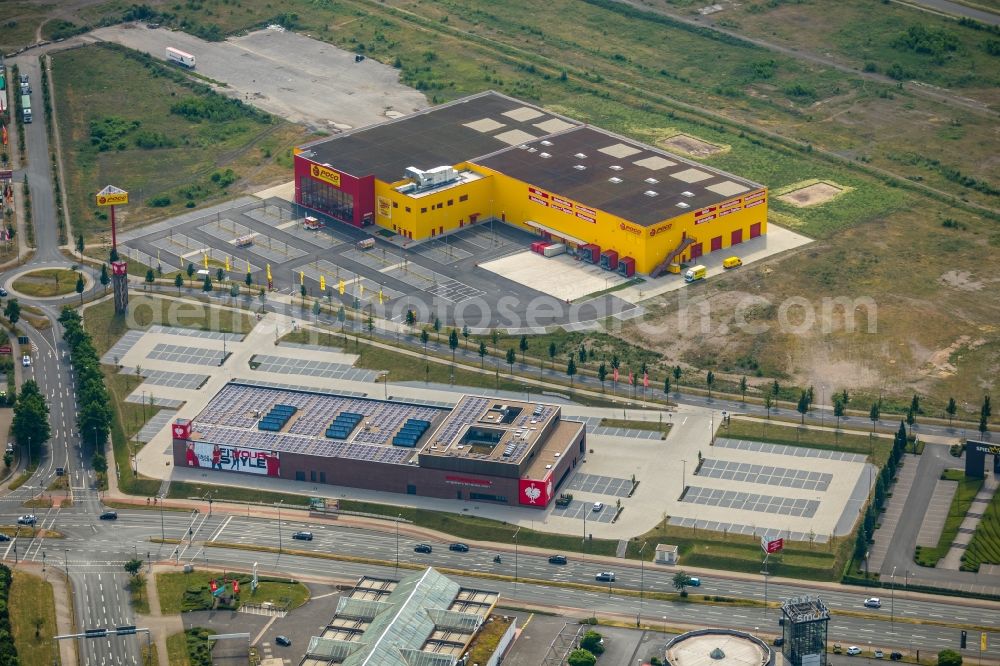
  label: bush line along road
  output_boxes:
[0,3,998,666]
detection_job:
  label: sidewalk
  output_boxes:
[941,473,1000,570]
[139,563,183,666]
[15,562,78,666]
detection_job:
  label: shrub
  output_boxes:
[148,195,171,208]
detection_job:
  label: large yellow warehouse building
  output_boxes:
[295,91,767,276]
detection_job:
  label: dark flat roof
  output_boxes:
[473,126,762,226]
[298,91,762,226]
[300,91,580,183]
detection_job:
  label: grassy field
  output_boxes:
[963,486,1000,572]
[12,268,82,297]
[51,42,306,241]
[0,3,47,52]
[915,469,983,567]
[600,418,672,437]
[166,631,191,666]
[168,628,216,666]
[9,570,60,666]
[156,571,309,614]
[725,417,893,465]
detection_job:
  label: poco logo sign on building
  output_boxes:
[310,164,341,188]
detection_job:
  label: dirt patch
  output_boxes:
[661,133,724,157]
[777,181,844,207]
[939,269,984,292]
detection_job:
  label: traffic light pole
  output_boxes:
[54,626,152,665]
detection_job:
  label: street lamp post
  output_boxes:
[638,541,647,627]
[821,385,827,427]
[157,495,165,542]
[513,527,521,595]
[680,459,687,497]
[277,500,284,554]
[383,371,389,400]
[582,510,588,562]
[395,513,401,573]
[890,566,896,632]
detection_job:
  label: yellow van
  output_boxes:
[723,256,742,269]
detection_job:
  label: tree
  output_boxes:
[448,328,459,364]
[706,371,715,399]
[216,267,225,283]
[3,451,11,468]
[186,262,195,286]
[433,316,441,342]
[76,273,86,303]
[174,273,183,292]
[937,649,963,666]
[110,246,119,263]
[983,395,992,421]
[739,376,748,402]
[405,309,416,327]
[567,649,597,666]
[833,395,845,429]
[144,268,155,288]
[672,365,681,390]
[772,379,780,397]
[300,284,306,301]
[100,263,110,293]
[519,335,529,364]
[337,306,346,331]
[4,298,20,325]
[906,408,916,428]
[869,402,881,433]
[461,324,470,349]
[672,571,692,594]
[506,348,516,374]
[202,274,213,292]
[764,393,773,419]
[580,630,605,655]
[566,356,577,388]
[245,271,253,292]
[578,345,587,364]
[12,380,50,457]
[796,390,810,424]
[490,328,500,354]
[981,413,989,436]
[946,397,957,426]
[123,558,143,577]
[32,616,44,639]
[420,329,429,353]
[911,393,921,415]
[76,233,84,258]
[312,300,321,317]
[663,376,671,396]
[547,341,557,371]
[597,362,607,391]
[478,341,487,368]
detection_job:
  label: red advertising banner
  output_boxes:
[745,190,766,202]
[718,209,737,218]
[761,536,784,554]
[744,200,764,209]
[184,441,281,477]
[518,478,553,507]
[575,204,597,217]
[719,198,743,210]
[528,186,550,199]
[445,475,493,488]
[695,206,717,218]
[695,214,716,225]
[575,212,596,224]
[551,195,572,208]
[552,204,573,215]
[171,421,191,440]
[529,196,549,207]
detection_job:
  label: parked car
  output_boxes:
[548,555,568,565]
[17,515,37,525]
[688,576,701,586]
[448,542,469,552]
[847,646,862,656]
[833,644,843,654]
[0,534,9,542]
[291,531,313,541]
[0,287,7,297]
[21,355,31,367]
[773,638,785,647]
[592,502,604,512]
[414,544,432,554]
[890,652,903,661]
[864,597,882,608]
[275,635,291,647]
[875,650,885,659]
[99,511,118,520]
[56,467,65,476]
[595,572,615,582]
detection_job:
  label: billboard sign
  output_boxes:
[96,185,129,206]
[310,164,342,188]
[184,441,280,477]
[376,196,391,219]
[172,421,191,440]
[761,536,784,554]
[518,477,553,507]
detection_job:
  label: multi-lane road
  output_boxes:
[4,502,999,660]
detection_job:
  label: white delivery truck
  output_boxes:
[166,47,196,68]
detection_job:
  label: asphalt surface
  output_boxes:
[3,505,999,660]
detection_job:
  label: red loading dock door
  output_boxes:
[731,229,743,245]
[711,236,723,252]
[690,243,703,259]
[749,223,762,239]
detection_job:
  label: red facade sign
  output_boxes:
[762,537,784,554]
[111,261,128,276]
[172,421,192,440]
[518,478,553,507]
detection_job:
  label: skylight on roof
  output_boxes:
[609,177,623,184]
[609,165,623,171]
[539,152,551,158]
[540,140,553,146]
[645,178,659,184]
[573,165,587,170]
[644,190,659,197]
[676,202,690,208]
[681,191,695,197]
[574,152,587,159]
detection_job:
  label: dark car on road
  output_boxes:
[890,653,903,661]
[99,511,118,520]
[448,543,469,552]
[548,555,568,565]
[275,635,291,647]
[414,544,432,554]
[17,515,36,525]
[0,535,9,542]
[595,571,615,582]
[291,531,313,541]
